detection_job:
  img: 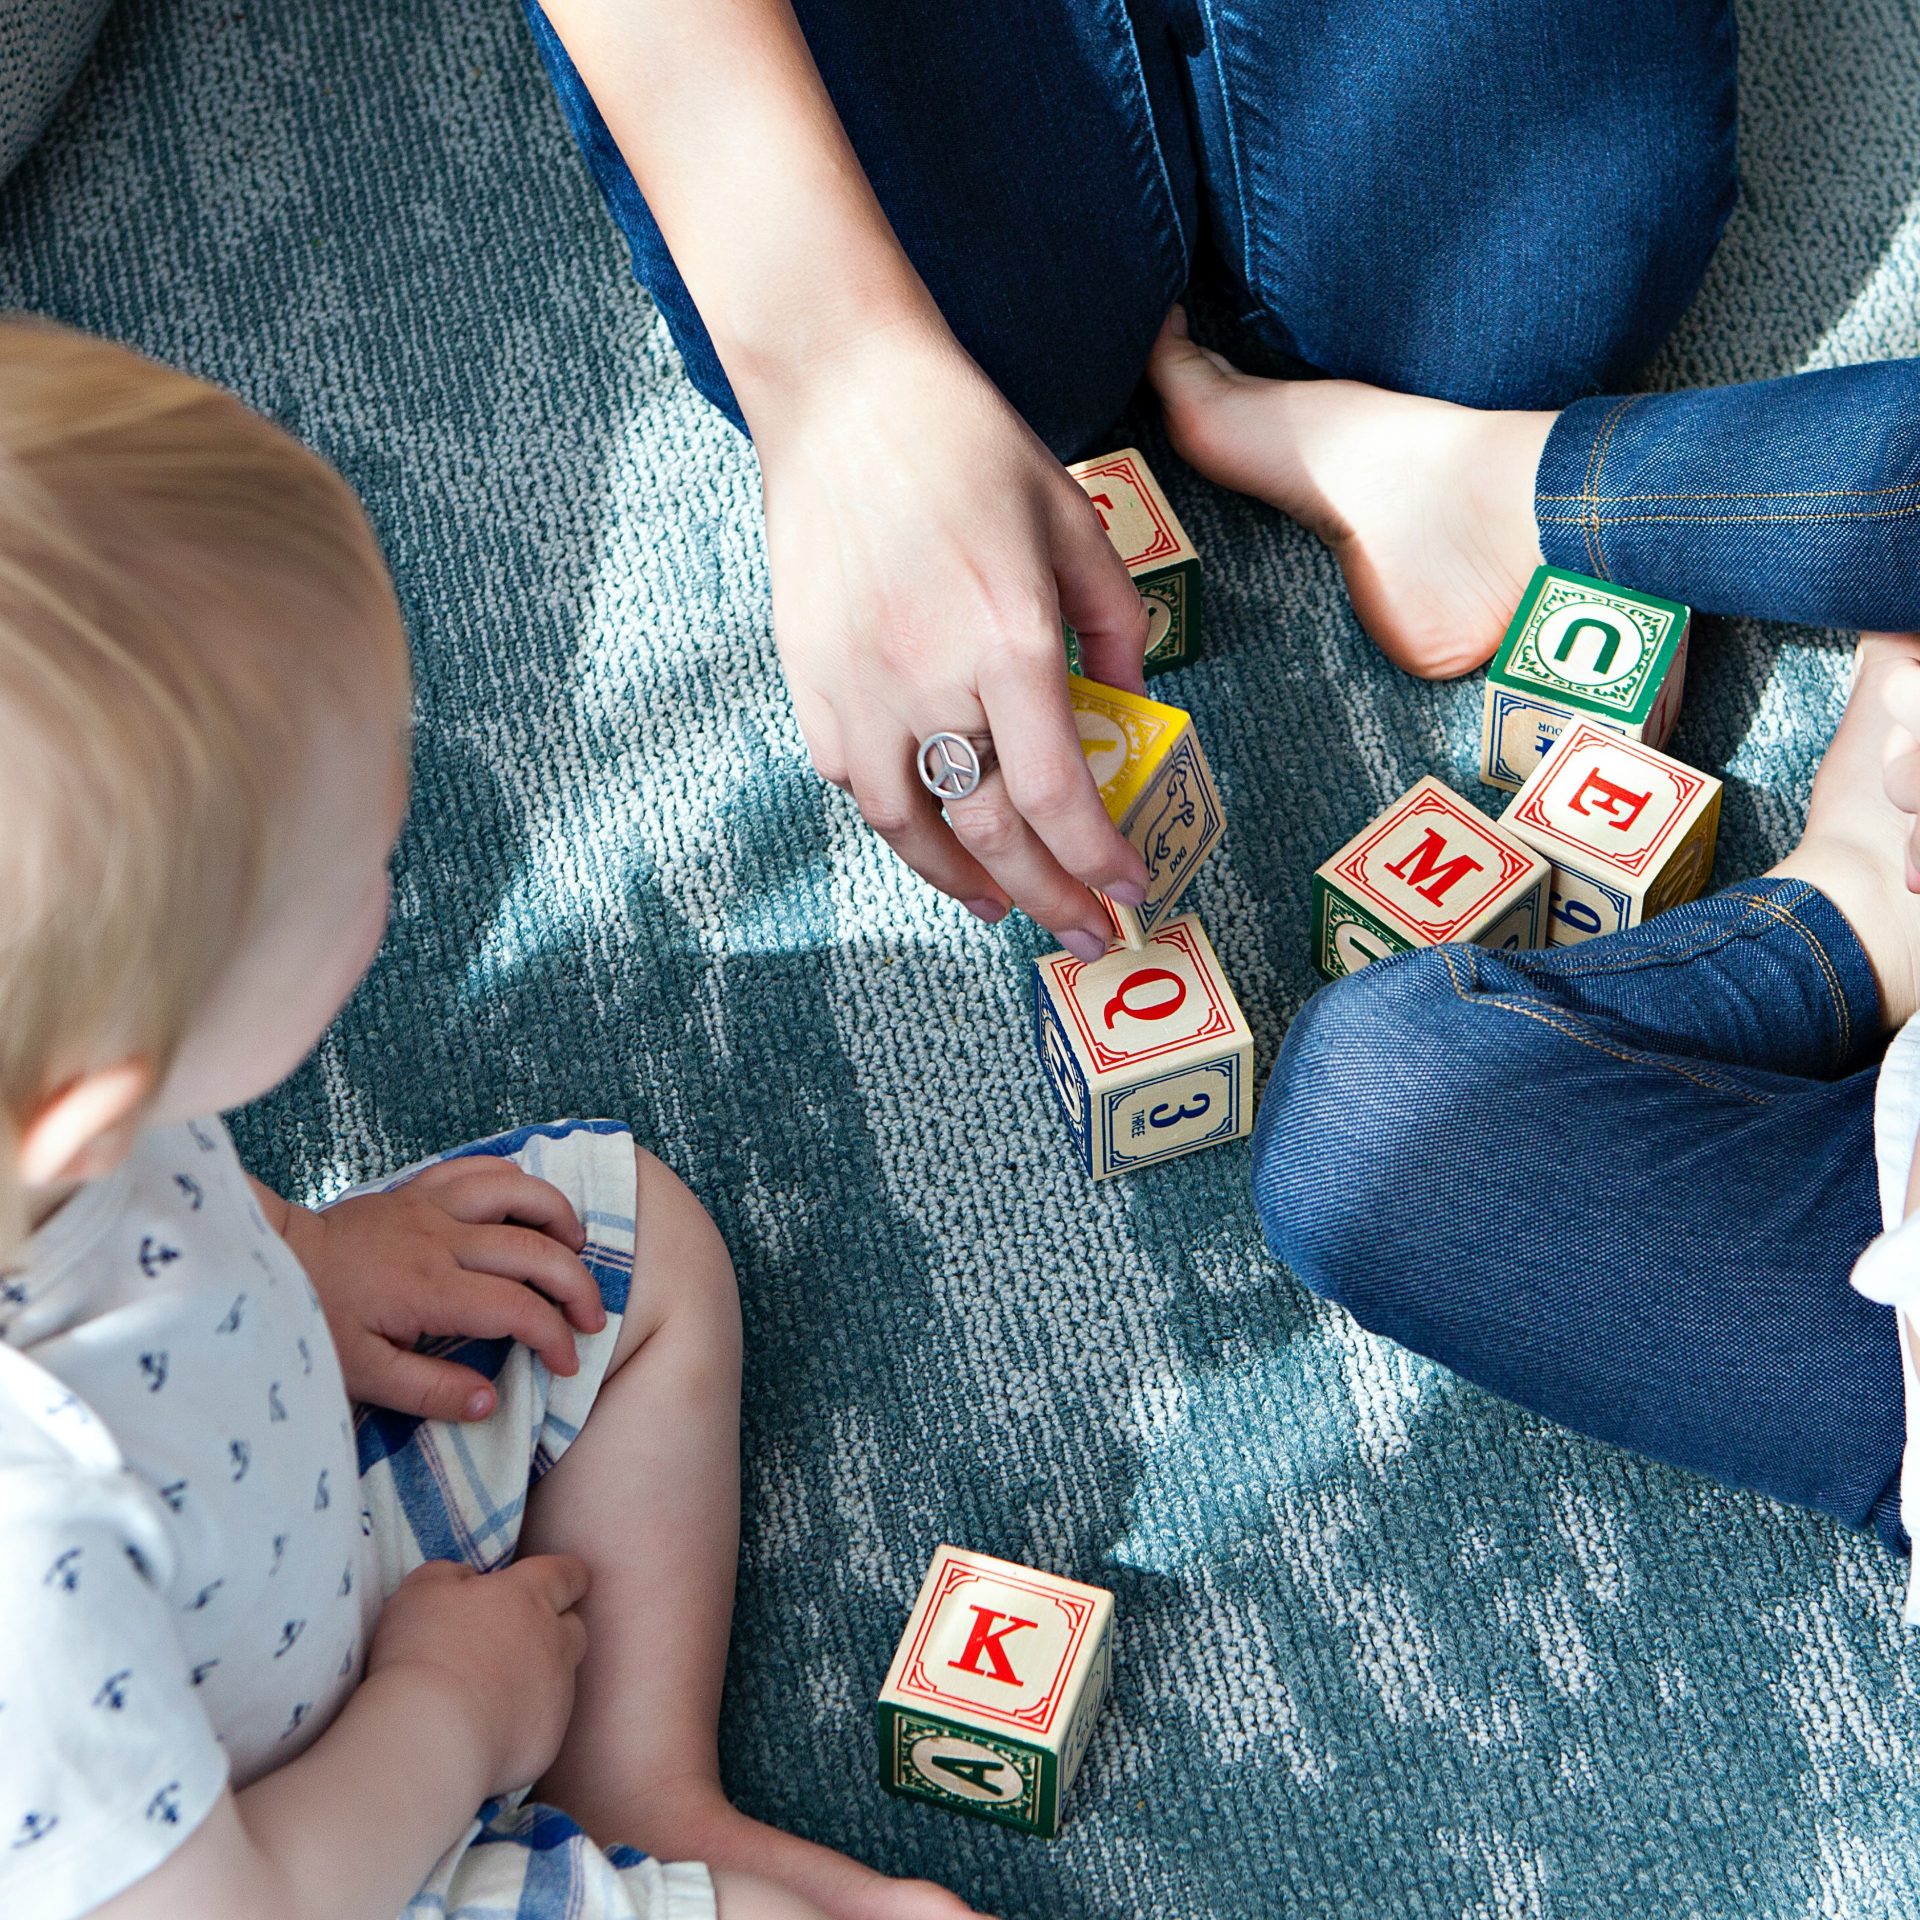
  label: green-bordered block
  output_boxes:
[1311,872,1414,982]
[1479,565,1690,792]
[877,1704,1058,1837]
[1062,560,1201,680]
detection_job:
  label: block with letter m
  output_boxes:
[1312,776,1550,981]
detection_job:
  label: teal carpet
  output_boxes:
[6,3,1920,1915]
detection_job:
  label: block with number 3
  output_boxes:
[1070,675,1225,936]
[1500,718,1722,945]
[878,1545,1114,1839]
[1312,776,1550,980]
[1065,447,1202,677]
[1034,913,1252,1179]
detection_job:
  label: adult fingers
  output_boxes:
[353,1337,497,1422]
[974,640,1149,902]
[1049,481,1150,696]
[943,768,1119,958]
[436,1266,582,1376]
[408,1161,585,1249]
[792,680,852,791]
[842,719,1011,919]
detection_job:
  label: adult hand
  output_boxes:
[367,1557,590,1797]
[281,1158,605,1422]
[749,320,1152,959]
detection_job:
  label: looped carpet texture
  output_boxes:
[3,2,1920,1914]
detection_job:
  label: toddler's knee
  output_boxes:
[1250,950,1514,1334]
[630,1148,741,1362]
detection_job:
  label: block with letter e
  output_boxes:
[1034,912,1252,1179]
[878,1545,1114,1839]
[1479,565,1690,791]
[1500,719,1722,946]
[1312,776,1551,981]
[1065,447,1202,677]
[1069,674,1225,935]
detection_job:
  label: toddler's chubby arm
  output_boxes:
[95,1555,589,1920]
[248,1157,608,1423]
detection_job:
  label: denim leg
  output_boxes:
[519,2,1198,458]
[1253,880,1906,1545]
[1535,361,1920,628]
[1188,0,1739,407]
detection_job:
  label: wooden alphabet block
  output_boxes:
[1312,776,1551,980]
[1070,674,1224,935]
[1499,718,1722,945]
[877,1545,1114,1839]
[1479,565,1690,791]
[1034,912,1252,1179]
[1066,447,1202,677]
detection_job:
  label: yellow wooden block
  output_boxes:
[1499,718,1723,945]
[877,1545,1114,1838]
[1069,674,1224,932]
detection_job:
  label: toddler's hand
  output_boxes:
[1881,650,1920,893]
[368,1556,590,1797]
[283,1158,607,1422]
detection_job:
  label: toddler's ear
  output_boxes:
[18,1061,156,1189]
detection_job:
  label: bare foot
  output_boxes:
[1770,634,1920,1033]
[1147,309,1555,679]
[628,1776,988,1920]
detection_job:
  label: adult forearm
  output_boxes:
[1535,359,1920,629]
[538,0,940,413]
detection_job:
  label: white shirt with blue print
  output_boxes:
[0,1117,376,1919]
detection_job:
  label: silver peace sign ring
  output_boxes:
[915,731,998,803]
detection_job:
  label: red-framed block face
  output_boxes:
[1505,720,1717,880]
[1068,447,1195,572]
[1326,776,1544,944]
[1037,917,1239,1077]
[883,1548,1113,1742]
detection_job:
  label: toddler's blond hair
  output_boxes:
[0,318,406,1257]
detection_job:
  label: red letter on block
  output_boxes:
[1567,769,1651,832]
[1385,829,1484,905]
[948,1606,1038,1686]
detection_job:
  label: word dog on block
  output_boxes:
[1066,447,1202,677]
[1034,913,1252,1179]
[1480,565,1691,791]
[1070,674,1224,935]
[1312,776,1549,981]
[878,1545,1114,1839]
[1501,718,1722,945]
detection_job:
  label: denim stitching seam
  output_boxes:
[1437,948,1775,1105]
[1730,890,1853,1053]
[1583,396,1641,579]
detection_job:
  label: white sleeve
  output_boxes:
[0,1450,229,1919]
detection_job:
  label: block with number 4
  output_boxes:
[1035,912,1251,1179]
[878,1545,1114,1839]
[1312,776,1550,980]
[1500,718,1722,945]
[1066,447,1202,677]
[1480,565,1691,791]
[1070,674,1224,935]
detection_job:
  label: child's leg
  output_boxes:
[1253,639,1920,1547]
[1150,328,1920,679]
[519,1149,979,1920]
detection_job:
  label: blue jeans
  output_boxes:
[1538,364,1920,629]
[1253,879,1908,1551]
[521,0,1738,451]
